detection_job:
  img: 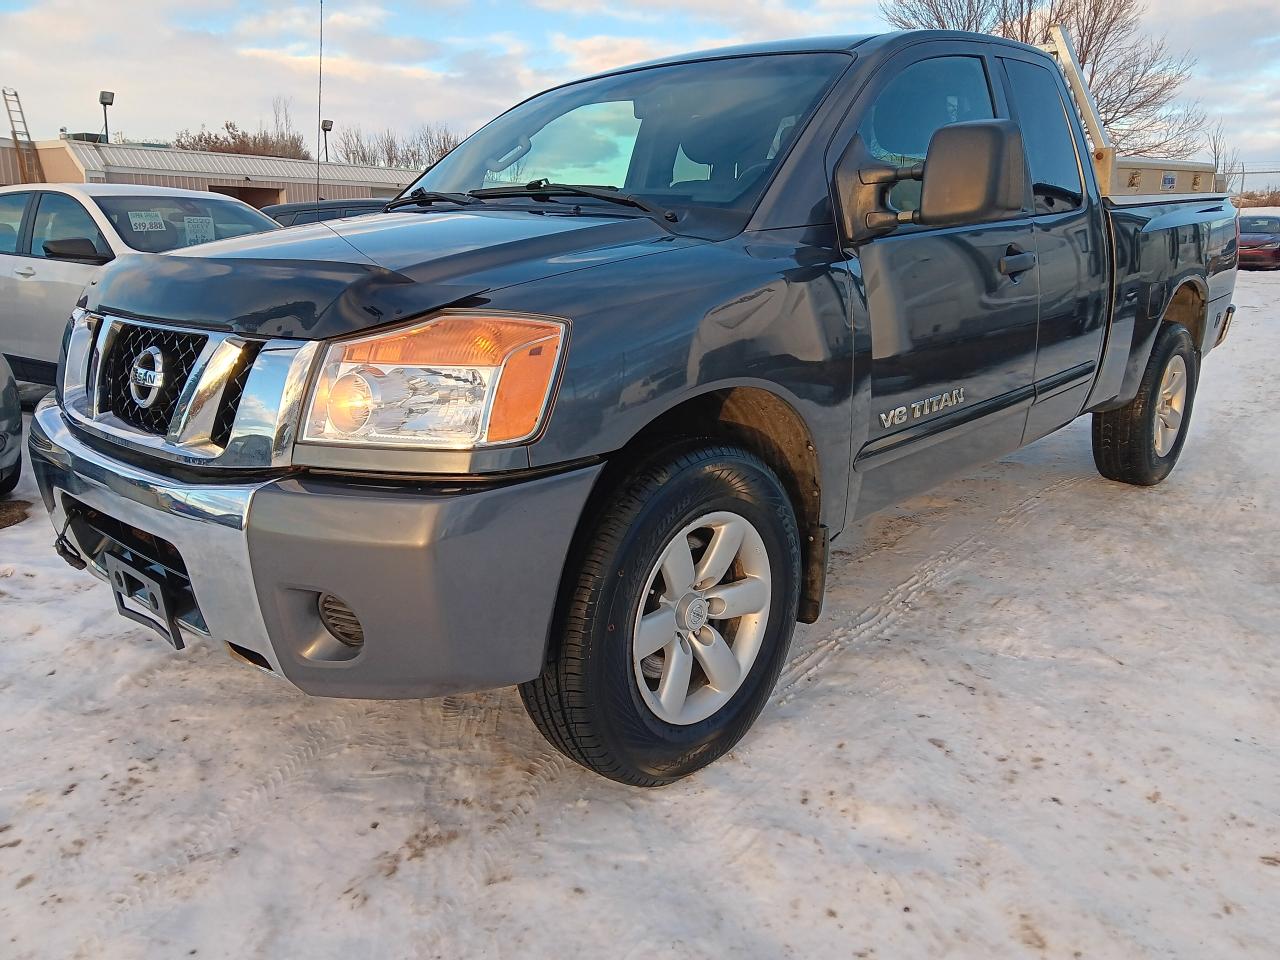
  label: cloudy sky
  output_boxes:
[1,0,1277,178]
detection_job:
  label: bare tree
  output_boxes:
[880,0,1012,33]
[174,95,312,160]
[879,0,1204,157]
[1205,118,1241,192]
[333,123,462,169]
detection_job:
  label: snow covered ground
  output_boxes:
[2,271,1279,960]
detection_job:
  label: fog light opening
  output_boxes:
[318,593,365,648]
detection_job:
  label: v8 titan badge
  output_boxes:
[880,388,965,428]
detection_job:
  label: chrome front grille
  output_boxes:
[210,344,260,449]
[60,311,320,470]
[100,324,208,435]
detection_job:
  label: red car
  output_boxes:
[1239,214,1280,269]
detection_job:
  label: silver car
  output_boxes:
[0,183,279,384]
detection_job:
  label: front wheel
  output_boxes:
[520,444,801,786]
[1092,322,1198,486]
[0,456,20,497]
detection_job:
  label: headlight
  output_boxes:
[302,312,567,448]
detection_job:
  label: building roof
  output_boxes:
[54,140,417,187]
[0,181,261,199]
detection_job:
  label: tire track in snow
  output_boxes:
[776,476,1088,697]
[73,704,375,958]
[402,473,1094,955]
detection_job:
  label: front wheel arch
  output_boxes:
[555,385,826,643]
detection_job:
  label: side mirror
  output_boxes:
[834,119,1030,244]
[916,120,1030,228]
[43,237,113,265]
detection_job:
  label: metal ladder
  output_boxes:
[3,86,45,184]
[1038,25,1216,197]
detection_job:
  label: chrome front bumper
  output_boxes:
[28,396,283,670]
[28,396,602,698]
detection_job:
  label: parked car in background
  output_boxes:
[261,198,387,226]
[0,184,279,384]
[0,354,20,495]
[1239,213,1280,269]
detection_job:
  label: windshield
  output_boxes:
[408,53,849,223]
[94,195,280,252]
[1240,216,1280,233]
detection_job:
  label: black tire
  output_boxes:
[1092,322,1198,486]
[0,457,20,497]
[520,443,801,786]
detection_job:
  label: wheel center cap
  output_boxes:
[677,594,710,632]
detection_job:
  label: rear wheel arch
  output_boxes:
[1162,279,1208,353]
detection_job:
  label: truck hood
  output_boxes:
[87,209,688,339]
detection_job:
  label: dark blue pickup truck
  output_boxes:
[30,31,1237,785]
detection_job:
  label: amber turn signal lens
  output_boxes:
[337,315,563,369]
[487,333,562,442]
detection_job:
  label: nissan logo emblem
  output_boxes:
[129,346,167,408]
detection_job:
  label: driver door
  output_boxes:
[843,47,1041,516]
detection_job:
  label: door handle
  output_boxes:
[13,266,36,278]
[998,248,1037,276]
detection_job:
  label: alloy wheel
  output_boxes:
[632,511,771,725]
[1154,353,1188,457]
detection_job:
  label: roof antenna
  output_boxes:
[315,0,324,216]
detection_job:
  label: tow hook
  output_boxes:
[53,517,87,570]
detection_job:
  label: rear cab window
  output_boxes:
[93,195,279,252]
[1001,58,1085,214]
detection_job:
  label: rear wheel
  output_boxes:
[1092,322,1198,486]
[520,443,801,786]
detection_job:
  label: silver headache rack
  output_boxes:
[1039,24,1221,199]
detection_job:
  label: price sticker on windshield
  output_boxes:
[128,211,166,232]
[183,216,215,245]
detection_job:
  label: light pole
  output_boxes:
[99,90,114,144]
[321,118,333,162]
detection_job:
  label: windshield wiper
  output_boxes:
[469,180,676,222]
[385,188,484,212]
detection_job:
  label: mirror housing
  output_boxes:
[916,120,1030,228]
[834,119,1030,244]
[43,237,113,264]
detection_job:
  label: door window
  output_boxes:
[858,56,995,214]
[1002,58,1084,214]
[0,192,31,254]
[29,193,109,258]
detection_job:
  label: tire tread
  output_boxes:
[520,441,795,786]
